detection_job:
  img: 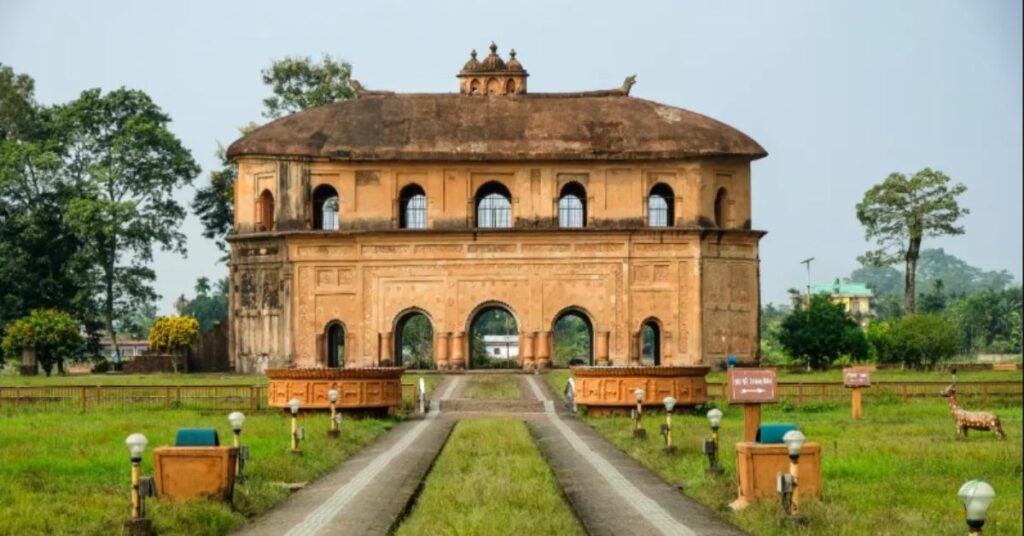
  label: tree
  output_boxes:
[884,314,961,368]
[59,88,200,362]
[148,315,200,355]
[261,55,355,119]
[1,64,96,333]
[177,277,229,333]
[946,287,1023,354]
[193,55,355,250]
[856,169,968,315]
[2,309,83,376]
[917,279,949,314]
[778,295,867,370]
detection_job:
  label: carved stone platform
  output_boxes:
[265,367,405,413]
[571,365,710,416]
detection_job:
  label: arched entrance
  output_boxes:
[552,308,594,367]
[467,303,519,369]
[394,310,434,369]
[325,322,345,368]
[641,319,661,366]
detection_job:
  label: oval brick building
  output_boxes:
[225,45,767,373]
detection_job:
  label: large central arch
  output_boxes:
[551,306,594,367]
[466,301,519,369]
[393,309,434,369]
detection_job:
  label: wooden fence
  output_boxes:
[0,380,1019,412]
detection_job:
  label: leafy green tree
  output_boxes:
[176,277,229,333]
[917,248,1014,297]
[122,301,158,340]
[59,88,199,359]
[856,169,968,315]
[760,303,792,365]
[864,320,893,363]
[847,264,904,298]
[553,314,591,367]
[883,314,961,368]
[778,295,867,370]
[2,309,83,376]
[193,54,355,250]
[261,55,355,119]
[397,314,434,369]
[946,287,1023,354]
[0,64,96,333]
[918,279,949,314]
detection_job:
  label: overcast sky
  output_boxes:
[2,0,1021,312]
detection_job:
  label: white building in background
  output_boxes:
[483,335,519,359]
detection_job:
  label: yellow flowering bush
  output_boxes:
[148,316,200,354]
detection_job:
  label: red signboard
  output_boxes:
[727,368,777,404]
[843,367,871,388]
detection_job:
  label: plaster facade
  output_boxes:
[226,46,767,373]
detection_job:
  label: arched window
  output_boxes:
[312,185,339,230]
[648,183,674,227]
[552,308,594,367]
[468,303,518,369]
[476,182,512,229]
[558,182,586,228]
[641,319,661,366]
[325,322,345,368]
[505,79,516,95]
[399,184,427,229]
[714,187,729,228]
[394,311,434,369]
[470,79,481,95]
[256,190,274,231]
[486,78,500,95]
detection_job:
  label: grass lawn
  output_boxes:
[395,418,582,535]
[706,368,1022,383]
[582,400,1022,535]
[462,374,522,400]
[0,408,391,535]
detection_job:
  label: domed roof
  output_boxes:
[461,49,481,72]
[226,92,767,162]
[480,42,505,71]
[506,49,524,72]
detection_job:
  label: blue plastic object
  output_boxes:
[727,355,737,368]
[756,423,798,444]
[174,428,220,447]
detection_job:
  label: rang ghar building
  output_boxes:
[225,44,767,374]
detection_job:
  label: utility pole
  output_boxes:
[800,257,815,305]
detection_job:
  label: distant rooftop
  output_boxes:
[812,277,873,297]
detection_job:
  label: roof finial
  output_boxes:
[490,41,498,54]
[509,48,517,59]
[470,49,477,59]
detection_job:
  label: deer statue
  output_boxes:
[941,383,1006,439]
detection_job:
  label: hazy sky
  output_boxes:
[2,0,1021,312]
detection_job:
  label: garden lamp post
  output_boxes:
[288,398,303,454]
[327,389,340,439]
[704,408,724,475]
[958,480,995,536]
[123,433,152,535]
[781,430,806,516]
[632,388,647,439]
[228,411,246,481]
[661,396,677,453]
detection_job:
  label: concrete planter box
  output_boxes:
[733,441,821,507]
[571,365,710,416]
[152,446,238,501]
[266,367,405,413]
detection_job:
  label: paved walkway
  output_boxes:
[235,373,745,536]
[524,376,746,536]
[233,376,461,536]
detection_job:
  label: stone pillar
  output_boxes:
[535,331,551,370]
[380,331,393,366]
[451,332,466,370]
[631,331,642,365]
[434,332,450,370]
[595,331,610,366]
[21,347,38,376]
[519,332,535,370]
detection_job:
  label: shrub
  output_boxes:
[148,316,200,354]
[778,295,868,370]
[865,320,894,363]
[1,309,82,376]
[884,313,961,368]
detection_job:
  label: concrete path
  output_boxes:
[524,376,746,536]
[235,373,744,536]
[233,376,461,536]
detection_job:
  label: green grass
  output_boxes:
[0,408,391,535]
[395,419,582,535]
[582,400,1022,536]
[462,374,522,400]
[0,372,268,386]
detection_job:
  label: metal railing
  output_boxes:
[706,380,1022,406]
